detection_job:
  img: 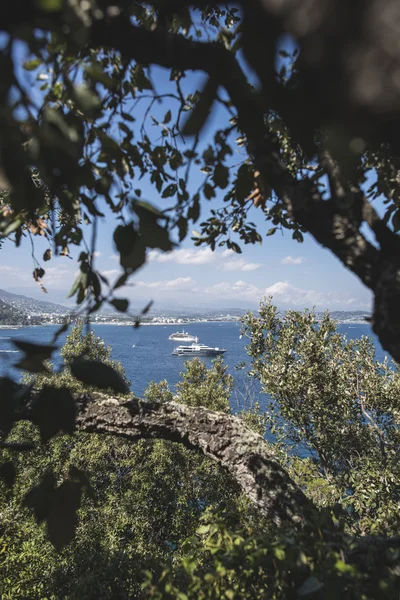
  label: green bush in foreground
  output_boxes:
[3,307,400,599]
[0,325,261,599]
[146,302,400,599]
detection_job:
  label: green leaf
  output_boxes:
[121,111,135,122]
[23,472,57,524]
[204,183,215,199]
[23,58,41,71]
[177,216,188,241]
[113,224,147,272]
[23,473,83,550]
[162,184,178,198]
[47,480,82,550]
[188,197,200,223]
[72,85,102,118]
[213,163,229,189]
[31,386,76,442]
[133,200,164,219]
[230,242,241,254]
[33,267,45,282]
[70,360,130,394]
[163,110,172,124]
[110,298,129,313]
[68,274,82,298]
[113,272,130,290]
[235,164,254,203]
[182,76,218,136]
[292,230,304,242]
[118,122,132,136]
[36,0,63,11]
[85,64,116,89]
[140,221,173,252]
[132,65,152,90]
[114,223,137,256]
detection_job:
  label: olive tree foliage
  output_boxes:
[2,0,400,594]
[242,301,400,536]
[144,305,400,599]
[22,322,130,394]
[1,329,260,599]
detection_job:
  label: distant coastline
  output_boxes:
[0,289,371,328]
[0,318,372,329]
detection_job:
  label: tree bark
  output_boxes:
[75,393,316,526]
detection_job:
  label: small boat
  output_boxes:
[172,343,226,357]
[169,330,198,342]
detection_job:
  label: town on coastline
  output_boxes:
[0,288,246,327]
[0,288,371,328]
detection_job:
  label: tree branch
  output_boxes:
[90,14,400,361]
[3,5,400,360]
[74,393,316,526]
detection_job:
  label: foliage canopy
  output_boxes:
[2,1,400,597]
[1,1,400,358]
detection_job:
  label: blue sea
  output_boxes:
[0,321,387,402]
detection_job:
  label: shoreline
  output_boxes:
[0,319,372,329]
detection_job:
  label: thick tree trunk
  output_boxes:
[72,393,400,568]
[75,393,316,526]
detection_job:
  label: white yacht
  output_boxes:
[172,343,226,357]
[169,330,198,342]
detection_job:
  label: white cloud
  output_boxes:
[148,248,214,266]
[264,281,369,309]
[0,263,77,290]
[109,254,119,261]
[136,277,196,291]
[222,258,262,272]
[166,277,194,288]
[41,266,76,288]
[203,279,370,309]
[205,280,262,302]
[280,256,304,265]
[149,248,262,272]
[93,251,102,258]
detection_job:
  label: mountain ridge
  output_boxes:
[0,298,29,325]
[0,289,69,315]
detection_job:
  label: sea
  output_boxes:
[0,321,388,403]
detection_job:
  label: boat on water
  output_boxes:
[172,343,226,357]
[168,330,199,342]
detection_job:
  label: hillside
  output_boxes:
[0,298,29,325]
[315,310,370,323]
[0,289,68,316]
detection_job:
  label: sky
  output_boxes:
[0,210,374,312]
[0,34,377,314]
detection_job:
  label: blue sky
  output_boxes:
[0,41,376,313]
[0,205,374,311]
